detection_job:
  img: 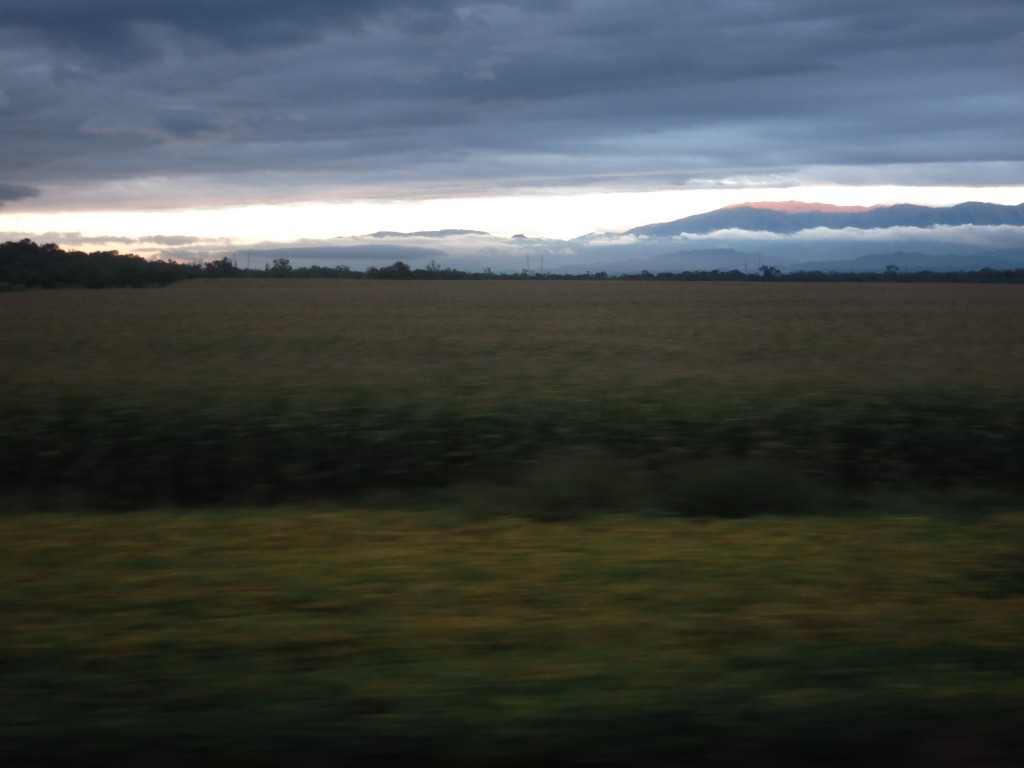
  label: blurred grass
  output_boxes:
[2,508,1022,766]
[1,280,1022,504]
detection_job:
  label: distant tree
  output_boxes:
[203,257,240,278]
[289,264,356,278]
[269,257,293,277]
[758,265,782,279]
[367,261,413,279]
[415,259,464,279]
[885,264,900,275]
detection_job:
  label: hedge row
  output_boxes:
[2,392,1020,508]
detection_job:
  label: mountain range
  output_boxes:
[627,201,1024,237]
[249,201,1024,274]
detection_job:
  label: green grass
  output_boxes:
[2,507,1022,766]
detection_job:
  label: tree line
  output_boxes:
[0,239,200,289]
[3,239,1024,289]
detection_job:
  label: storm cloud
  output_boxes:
[0,183,39,205]
[1,0,1022,209]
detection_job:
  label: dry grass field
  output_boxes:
[2,279,1022,408]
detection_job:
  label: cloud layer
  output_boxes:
[2,0,1023,211]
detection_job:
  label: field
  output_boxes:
[2,280,1023,765]
[4,280,1023,406]
[3,509,1023,767]
[2,280,1023,505]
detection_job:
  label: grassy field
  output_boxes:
[2,280,1023,764]
[3,508,1023,766]
[3,279,1023,406]
[2,280,1023,506]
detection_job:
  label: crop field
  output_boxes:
[2,280,1023,765]
[3,279,1023,406]
[2,279,1023,505]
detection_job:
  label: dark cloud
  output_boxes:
[0,1,458,62]
[0,183,39,204]
[0,0,1022,207]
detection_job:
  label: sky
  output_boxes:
[1,0,1022,257]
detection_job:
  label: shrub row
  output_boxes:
[1,392,1021,508]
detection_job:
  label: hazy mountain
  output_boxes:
[627,201,1024,237]
[788,249,1024,274]
[365,229,490,238]
[561,248,762,275]
[722,202,880,214]
[228,201,1024,275]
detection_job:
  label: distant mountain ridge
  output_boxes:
[269,200,1024,275]
[365,229,490,238]
[721,201,880,214]
[627,201,1024,237]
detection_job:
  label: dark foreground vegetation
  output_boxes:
[2,278,1022,766]
[3,391,1022,511]
[3,508,1023,768]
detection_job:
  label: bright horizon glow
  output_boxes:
[2,185,1023,253]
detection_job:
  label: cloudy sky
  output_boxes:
[1,0,1022,254]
